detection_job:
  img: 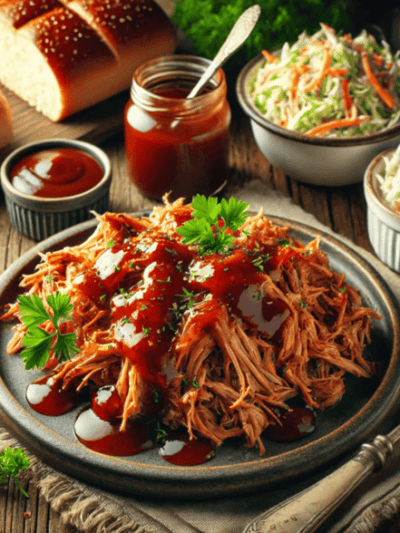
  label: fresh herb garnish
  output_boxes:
[18,293,79,370]
[176,195,249,254]
[0,447,30,498]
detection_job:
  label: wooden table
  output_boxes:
[0,102,399,532]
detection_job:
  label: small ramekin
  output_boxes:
[1,138,112,241]
[364,148,400,273]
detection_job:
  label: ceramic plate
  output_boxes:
[0,213,399,499]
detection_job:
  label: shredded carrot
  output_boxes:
[304,116,370,136]
[361,50,395,109]
[373,51,384,69]
[261,49,278,63]
[289,64,310,103]
[341,78,353,118]
[328,68,349,77]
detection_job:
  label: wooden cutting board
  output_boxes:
[0,84,129,162]
[0,1,178,161]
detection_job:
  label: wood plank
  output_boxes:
[0,86,129,164]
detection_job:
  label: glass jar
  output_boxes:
[124,55,231,200]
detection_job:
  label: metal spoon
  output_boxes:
[186,4,261,99]
[242,424,400,533]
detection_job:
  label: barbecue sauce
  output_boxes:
[159,431,216,466]
[74,386,153,456]
[124,55,231,200]
[10,147,104,198]
[26,374,80,416]
[25,230,313,460]
[266,400,317,442]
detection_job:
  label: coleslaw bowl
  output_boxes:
[236,53,400,187]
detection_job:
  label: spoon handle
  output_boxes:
[243,434,394,533]
[187,5,261,99]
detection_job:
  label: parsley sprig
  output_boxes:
[0,447,30,498]
[18,292,79,370]
[176,195,249,254]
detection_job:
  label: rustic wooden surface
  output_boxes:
[1,99,399,532]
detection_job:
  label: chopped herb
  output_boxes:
[299,301,307,308]
[142,327,151,336]
[156,428,167,440]
[252,256,264,272]
[192,377,200,389]
[140,305,148,311]
[114,265,120,272]
[279,239,292,247]
[339,288,346,293]
[100,294,107,300]
[223,267,229,272]
[107,240,114,248]
[153,389,159,404]
[46,275,54,283]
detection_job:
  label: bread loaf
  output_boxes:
[0,88,12,149]
[0,0,178,121]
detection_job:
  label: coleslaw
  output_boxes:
[249,24,400,137]
[375,145,400,210]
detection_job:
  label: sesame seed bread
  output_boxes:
[0,0,177,121]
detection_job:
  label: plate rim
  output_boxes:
[0,212,399,499]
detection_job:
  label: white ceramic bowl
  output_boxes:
[236,54,400,187]
[364,147,400,272]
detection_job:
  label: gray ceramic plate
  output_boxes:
[0,213,399,499]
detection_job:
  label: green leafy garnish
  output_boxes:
[176,195,249,254]
[0,447,30,498]
[18,292,79,370]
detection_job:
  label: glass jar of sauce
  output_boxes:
[124,55,231,200]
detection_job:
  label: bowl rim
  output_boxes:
[236,53,400,148]
[0,138,112,205]
[364,147,400,222]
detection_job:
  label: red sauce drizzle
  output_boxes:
[10,148,104,198]
[159,431,216,466]
[74,385,153,456]
[266,400,316,442]
[26,374,80,416]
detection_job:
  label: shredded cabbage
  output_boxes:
[375,145,400,211]
[249,24,400,137]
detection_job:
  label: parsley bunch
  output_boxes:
[0,447,30,498]
[177,195,249,254]
[172,0,352,63]
[18,292,79,370]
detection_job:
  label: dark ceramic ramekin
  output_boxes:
[1,138,112,240]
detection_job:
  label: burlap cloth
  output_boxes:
[2,182,400,533]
